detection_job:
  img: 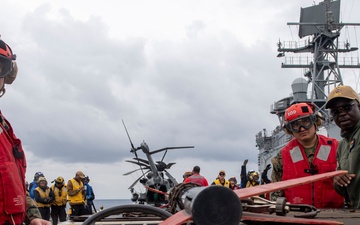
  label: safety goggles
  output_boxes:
[329,103,356,117]
[219,173,225,176]
[0,56,13,78]
[286,115,315,133]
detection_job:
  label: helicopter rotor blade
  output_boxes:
[166,162,176,169]
[123,167,148,176]
[150,146,194,155]
[133,158,150,165]
[122,120,141,153]
[127,170,150,190]
[125,160,149,168]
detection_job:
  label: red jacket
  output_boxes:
[0,113,27,224]
[281,135,343,208]
[184,174,208,186]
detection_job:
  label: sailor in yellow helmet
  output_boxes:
[245,170,260,188]
[50,176,68,225]
[211,170,230,188]
[67,171,87,217]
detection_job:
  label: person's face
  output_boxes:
[230,180,236,185]
[292,122,316,143]
[75,175,83,182]
[330,99,360,132]
[219,172,225,180]
[39,181,46,187]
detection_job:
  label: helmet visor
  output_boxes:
[287,115,315,133]
[0,55,13,78]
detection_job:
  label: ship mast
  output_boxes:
[277,0,360,121]
[256,0,360,173]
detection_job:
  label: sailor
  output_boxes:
[326,85,360,209]
[30,171,45,199]
[33,177,55,221]
[184,166,209,186]
[211,170,230,187]
[50,176,68,225]
[84,176,96,214]
[240,159,259,188]
[271,103,344,208]
[228,177,239,190]
[182,171,193,182]
[67,171,87,216]
[0,38,50,225]
[245,171,260,188]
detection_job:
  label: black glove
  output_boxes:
[264,164,271,172]
[243,159,248,166]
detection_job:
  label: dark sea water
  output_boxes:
[92,199,134,210]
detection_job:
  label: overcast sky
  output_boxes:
[1,0,359,199]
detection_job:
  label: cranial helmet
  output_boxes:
[55,176,64,183]
[34,171,44,179]
[0,39,17,84]
[248,171,259,181]
[284,103,322,134]
[284,103,314,122]
[37,177,47,185]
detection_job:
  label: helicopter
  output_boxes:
[122,120,194,206]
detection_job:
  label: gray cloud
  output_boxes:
[1,0,359,198]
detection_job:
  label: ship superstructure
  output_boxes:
[256,0,360,174]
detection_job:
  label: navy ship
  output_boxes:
[256,0,360,174]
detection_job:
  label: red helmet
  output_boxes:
[284,103,314,122]
[0,39,16,78]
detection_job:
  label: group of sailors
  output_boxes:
[181,86,360,211]
[182,164,263,191]
[26,171,95,225]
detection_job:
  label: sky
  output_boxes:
[1,0,360,199]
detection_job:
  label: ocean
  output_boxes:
[92,199,134,210]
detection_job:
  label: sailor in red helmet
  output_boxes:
[0,37,50,225]
[271,103,344,208]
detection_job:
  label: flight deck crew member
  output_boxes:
[211,170,230,187]
[271,103,343,208]
[0,38,50,225]
[34,177,54,221]
[67,171,87,216]
[184,166,209,186]
[50,176,68,225]
[326,85,360,209]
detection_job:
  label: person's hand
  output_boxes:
[333,173,356,187]
[30,218,51,225]
[265,164,271,172]
[243,159,248,166]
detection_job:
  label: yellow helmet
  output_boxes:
[55,176,64,184]
[248,171,259,181]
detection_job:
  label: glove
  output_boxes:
[243,159,248,166]
[264,164,271,172]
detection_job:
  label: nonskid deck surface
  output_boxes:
[58,209,360,225]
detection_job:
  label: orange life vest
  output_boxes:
[0,113,27,224]
[281,135,343,208]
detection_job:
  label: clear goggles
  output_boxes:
[286,115,315,133]
[0,56,13,78]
